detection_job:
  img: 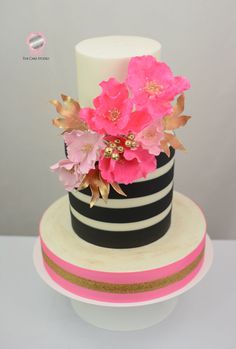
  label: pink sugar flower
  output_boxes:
[136,120,164,156]
[99,145,156,184]
[50,159,83,191]
[126,55,190,118]
[80,78,133,136]
[124,109,152,134]
[64,130,104,174]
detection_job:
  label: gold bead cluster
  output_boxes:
[104,133,137,161]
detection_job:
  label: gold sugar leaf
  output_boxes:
[98,172,110,203]
[160,94,190,156]
[89,184,101,208]
[164,133,185,151]
[172,93,185,117]
[164,114,191,130]
[160,132,185,156]
[160,138,171,157]
[50,95,87,133]
[78,167,126,208]
[111,183,127,197]
[163,94,191,131]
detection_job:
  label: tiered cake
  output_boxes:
[40,36,206,303]
[68,146,175,248]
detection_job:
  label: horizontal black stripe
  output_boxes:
[69,187,173,223]
[80,163,174,199]
[156,147,175,167]
[70,210,172,249]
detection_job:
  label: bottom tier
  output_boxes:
[39,192,206,303]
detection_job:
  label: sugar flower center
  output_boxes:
[108,108,121,122]
[144,80,163,95]
[104,134,137,161]
[81,143,93,153]
[144,128,156,139]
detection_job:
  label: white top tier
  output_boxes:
[75,36,162,107]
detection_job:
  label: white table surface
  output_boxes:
[0,237,235,349]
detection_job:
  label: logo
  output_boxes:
[23,32,49,61]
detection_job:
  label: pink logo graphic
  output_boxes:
[26,32,46,56]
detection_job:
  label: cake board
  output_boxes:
[34,192,213,331]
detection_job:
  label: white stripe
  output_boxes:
[135,157,174,183]
[71,180,173,209]
[70,203,172,232]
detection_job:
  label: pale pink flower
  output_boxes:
[136,120,164,156]
[50,159,83,191]
[79,78,133,136]
[64,130,104,174]
[126,55,190,118]
[99,143,156,184]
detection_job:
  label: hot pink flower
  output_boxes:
[50,159,83,191]
[64,130,104,174]
[136,120,164,156]
[126,55,190,118]
[99,140,156,184]
[124,109,153,134]
[80,78,133,136]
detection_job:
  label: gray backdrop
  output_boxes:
[1,0,236,238]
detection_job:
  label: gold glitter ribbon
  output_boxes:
[42,248,204,294]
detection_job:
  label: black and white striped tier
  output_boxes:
[69,148,175,249]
